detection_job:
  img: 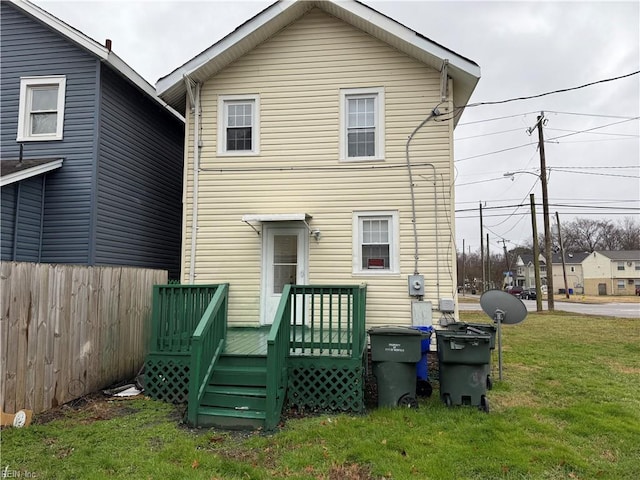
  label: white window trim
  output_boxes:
[352,210,399,275]
[17,76,66,142]
[217,94,260,156]
[339,87,385,162]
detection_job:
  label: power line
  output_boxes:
[546,127,639,138]
[463,71,640,109]
[455,203,640,213]
[456,112,539,126]
[546,117,640,142]
[454,116,639,163]
[546,110,640,120]
[549,169,640,179]
[455,127,524,140]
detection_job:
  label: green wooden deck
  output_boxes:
[226,327,352,357]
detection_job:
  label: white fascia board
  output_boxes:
[157,0,299,96]
[0,159,63,187]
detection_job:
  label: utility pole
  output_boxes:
[480,202,485,293]
[533,112,554,310]
[530,194,543,312]
[556,212,570,299]
[500,239,510,288]
[486,233,491,289]
[462,239,466,296]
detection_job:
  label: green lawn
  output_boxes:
[2,311,639,479]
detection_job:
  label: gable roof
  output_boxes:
[595,250,640,261]
[8,0,183,121]
[156,0,481,117]
[551,252,590,264]
[0,158,63,187]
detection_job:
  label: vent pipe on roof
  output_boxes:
[105,39,112,52]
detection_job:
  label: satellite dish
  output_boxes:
[479,289,528,382]
[480,289,527,325]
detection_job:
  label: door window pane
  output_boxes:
[273,235,297,293]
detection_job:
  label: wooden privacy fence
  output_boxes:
[0,262,167,414]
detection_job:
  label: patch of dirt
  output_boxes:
[33,391,141,425]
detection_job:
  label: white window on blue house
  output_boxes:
[217,94,260,155]
[352,211,398,274]
[17,76,66,142]
[340,87,385,161]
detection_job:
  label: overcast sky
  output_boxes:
[33,0,640,256]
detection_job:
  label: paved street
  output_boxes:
[458,297,640,319]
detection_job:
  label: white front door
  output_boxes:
[261,224,308,325]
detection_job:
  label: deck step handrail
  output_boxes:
[265,284,292,431]
[187,283,229,425]
[266,284,367,429]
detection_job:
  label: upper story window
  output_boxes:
[352,211,399,275]
[635,263,640,271]
[17,76,66,142]
[617,262,625,271]
[340,87,385,161]
[217,94,260,155]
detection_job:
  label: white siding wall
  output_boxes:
[181,9,457,326]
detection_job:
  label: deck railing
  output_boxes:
[187,283,229,425]
[149,284,220,354]
[266,284,367,429]
[145,284,223,405]
[265,284,292,431]
[289,285,367,359]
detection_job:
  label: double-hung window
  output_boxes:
[353,211,398,274]
[218,94,260,155]
[340,87,384,161]
[17,76,66,141]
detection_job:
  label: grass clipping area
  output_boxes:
[2,311,640,480]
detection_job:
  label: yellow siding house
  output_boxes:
[156,0,480,328]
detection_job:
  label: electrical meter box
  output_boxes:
[408,274,425,296]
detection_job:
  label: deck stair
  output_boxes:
[196,353,268,429]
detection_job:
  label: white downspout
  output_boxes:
[188,81,201,284]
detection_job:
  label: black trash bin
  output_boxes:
[436,329,491,412]
[368,326,423,408]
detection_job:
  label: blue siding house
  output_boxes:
[1,0,184,277]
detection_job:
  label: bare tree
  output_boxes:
[617,216,640,250]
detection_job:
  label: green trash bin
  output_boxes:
[445,322,497,389]
[436,329,491,412]
[368,326,423,408]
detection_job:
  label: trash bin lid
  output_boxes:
[368,325,423,336]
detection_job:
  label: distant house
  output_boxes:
[1,0,184,277]
[514,253,546,289]
[581,251,640,296]
[550,252,589,294]
[156,0,480,326]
